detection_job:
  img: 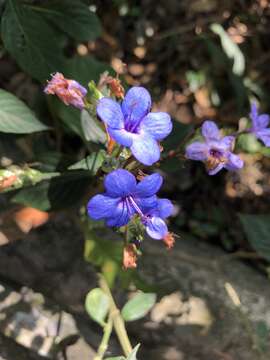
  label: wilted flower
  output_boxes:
[108,78,125,99]
[186,121,243,175]
[249,102,270,147]
[123,244,137,269]
[44,72,87,110]
[96,87,172,166]
[87,169,173,240]
[163,232,175,249]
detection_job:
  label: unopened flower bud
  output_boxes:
[0,173,18,191]
[136,169,147,181]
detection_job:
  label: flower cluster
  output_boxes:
[45,71,270,267]
[185,121,243,175]
[44,76,174,265]
[44,73,87,110]
[87,169,173,240]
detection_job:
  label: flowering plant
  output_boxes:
[0,2,269,356]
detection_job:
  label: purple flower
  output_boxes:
[249,102,270,147]
[185,121,243,175]
[96,87,172,166]
[87,169,173,240]
[44,72,87,110]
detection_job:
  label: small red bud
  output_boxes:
[0,174,18,191]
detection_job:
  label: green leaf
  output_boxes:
[239,214,270,262]
[11,170,92,211]
[81,110,107,144]
[121,292,156,322]
[210,23,245,76]
[105,345,140,360]
[186,70,206,92]
[1,0,64,81]
[85,288,110,326]
[65,56,112,87]
[69,150,106,173]
[127,344,140,360]
[255,321,269,353]
[0,89,48,133]
[31,0,101,42]
[237,133,262,153]
[163,120,193,152]
[49,97,84,137]
[84,229,123,266]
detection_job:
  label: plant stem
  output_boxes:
[94,314,113,360]
[99,275,133,357]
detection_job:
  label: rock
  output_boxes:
[134,237,270,359]
[0,215,269,359]
[0,332,47,360]
[0,282,96,359]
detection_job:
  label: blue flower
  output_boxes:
[144,198,174,240]
[87,169,173,240]
[96,87,172,165]
[249,102,270,147]
[185,121,243,175]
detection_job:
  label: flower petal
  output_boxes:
[257,128,270,147]
[207,162,224,175]
[130,133,160,165]
[106,201,133,227]
[220,136,235,150]
[185,141,209,160]
[140,112,172,140]
[202,121,220,141]
[254,114,270,131]
[122,87,151,126]
[104,169,136,198]
[108,127,134,147]
[136,195,158,213]
[156,199,174,219]
[225,153,244,171]
[146,217,168,240]
[135,173,163,197]
[87,194,120,220]
[69,80,87,97]
[97,98,124,129]
[250,102,258,122]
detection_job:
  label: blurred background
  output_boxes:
[0,0,270,359]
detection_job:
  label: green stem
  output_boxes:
[99,275,133,357]
[94,315,113,360]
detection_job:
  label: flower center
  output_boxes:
[124,111,144,134]
[206,148,227,170]
[209,148,223,159]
